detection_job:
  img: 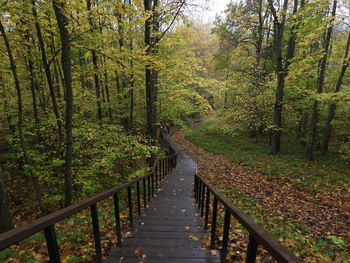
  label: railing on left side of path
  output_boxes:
[0,136,177,263]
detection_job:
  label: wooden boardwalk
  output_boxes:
[104,133,220,263]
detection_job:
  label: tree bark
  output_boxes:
[32,0,63,142]
[86,0,103,124]
[0,20,47,214]
[53,0,74,206]
[306,0,337,160]
[322,29,350,154]
[268,0,289,154]
[144,0,159,142]
[117,0,130,130]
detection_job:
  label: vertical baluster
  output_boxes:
[201,184,205,217]
[210,197,218,249]
[245,235,258,263]
[163,159,166,177]
[113,193,122,246]
[195,178,198,203]
[155,164,158,188]
[143,178,147,208]
[194,175,197,198]
[158,162,161,181]
[127,187,133,228]
[151,172,154,197]
[90,204,102,262]
[204,189,210,230]
[198,181,202,208]
[162,159,165,178]
[220,208,231,263]
[136,182,141,215]
[44,225,61,263]
[147,176,151,201]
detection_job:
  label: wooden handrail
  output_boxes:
[0,134,177,263]
[194,173,302,263]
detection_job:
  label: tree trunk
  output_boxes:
[86,0,103,124]
[0,20,48,214]
[103,57,113,121]
[268,0,289,154]
[144,0,159,142]
[117,0,130,130]
[128,0,134,130]
[32,0,63,142]
[322,30,350,154]
[53,0,74,206]
[306,0,337,161]
[27,56,40,126]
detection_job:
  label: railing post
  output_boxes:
[136,182,141,215]
[162,159,165,178]
[143,178,147,208]
[198,181,202,208]
[44,225,61,263]
[147,176,151,201]
[127,186,133,228]
[195,178,200,204]
[210,196,218,249]
[201,184,205,217]
[158,162,161,181]
[194,175,197,198]
[151,173,154,197]
[204,188,210,230]
[113,193,122,246]
[220,208,231,263]
[155,164,158,188]
[90,204,102,262]
[246,235,258,263]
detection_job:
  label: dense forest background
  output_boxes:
[0,0,350,261]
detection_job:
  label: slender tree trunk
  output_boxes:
[50,31,62,99]
[86,0,103,124]
[103,57,113,121]
[268,0,289,154]
[32,0,63,142]
[0,166,13,233]
[0,20,47,214]
[306,0,337,161]
[117,0,130,130]
[144,0,159,143]
[53,0,74,206]
[129,51,134,129]
[322,29,350,154]
[128,0,134,130]
[78,50,86,91]
[27,57,40,126]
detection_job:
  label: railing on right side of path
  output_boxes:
[194,174,302,263]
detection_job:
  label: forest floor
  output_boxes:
[172,122,350,263]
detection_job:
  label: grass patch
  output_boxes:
[185,121,350,196]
